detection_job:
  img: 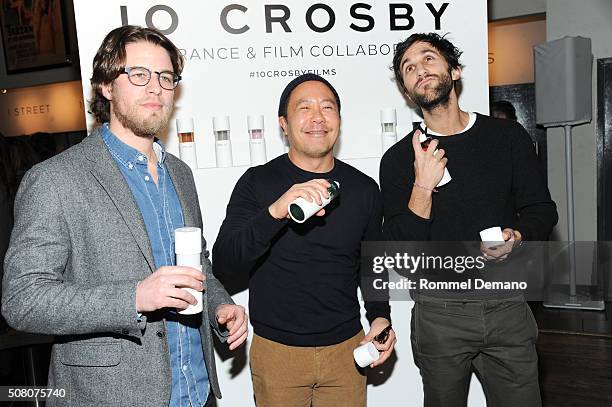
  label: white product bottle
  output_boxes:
[380,108,398,153]
[288,180,340,223]
[248,115,267,166]
[174,227,203,315]
[213,116,233,167]
[418,131,452,187]
[176,118,198,170]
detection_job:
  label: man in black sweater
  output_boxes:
[213,74,395,406]
[380,33,558,407]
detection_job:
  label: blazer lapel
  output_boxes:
[82,128,156,272]
[166,158,197,228]
[166,158,209,331]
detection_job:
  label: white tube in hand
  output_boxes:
[354,342,380,368]
[480,226,505,248]
[419,132,452,187]
[175,227,203,315]
[288,180,340,223]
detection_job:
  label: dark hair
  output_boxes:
[490,100,517,121]
[89,25,184,124]
[278,73,341,118]
[392,32,463,93]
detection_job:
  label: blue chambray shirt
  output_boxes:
[101,124,209,407]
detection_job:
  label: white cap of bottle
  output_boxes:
[176,118,194,133]
[213,116,230,132]
[380,108,397,125]
[175,227,202,255]
[247,115,264,131]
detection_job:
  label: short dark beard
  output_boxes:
[113,102,168,139]
[408,69,454,111]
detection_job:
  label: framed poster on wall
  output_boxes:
[1,0,70,73]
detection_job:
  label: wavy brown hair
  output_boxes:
[392,32,463,94]
[89,25,184,124]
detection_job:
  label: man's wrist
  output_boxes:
[268,204,283,220]
[372,317,391,326]
[413,182,437,193]
[513,230,523,247]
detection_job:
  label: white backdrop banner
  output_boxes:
[74,0,488,166]
[72,1,489,406]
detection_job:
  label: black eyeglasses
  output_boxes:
[120,66,181,90]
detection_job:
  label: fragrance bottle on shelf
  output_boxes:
[380,108,397,154]
[176,118,197,170]
[213,116,233,168]
[248,115,267,166]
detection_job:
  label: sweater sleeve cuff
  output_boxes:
[384,208,432,241]
[365,301,391,325]
[405,207,433,224]
[512,221,532,242]
[252,207,288,242]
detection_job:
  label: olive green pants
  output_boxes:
[411,294,541,407]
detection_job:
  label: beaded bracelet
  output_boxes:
[413,182,438,193]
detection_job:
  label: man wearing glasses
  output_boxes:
[2,25,247,407]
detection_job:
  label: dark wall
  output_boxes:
[490,82,548,184]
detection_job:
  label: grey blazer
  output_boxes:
[2,128,233,406]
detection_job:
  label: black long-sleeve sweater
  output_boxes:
[213,154,391,346]
[380,114,558,298]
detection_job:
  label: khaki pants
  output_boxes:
[250,331,367,407]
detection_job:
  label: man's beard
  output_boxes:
[408,69,454,111]
[112,99,171,139]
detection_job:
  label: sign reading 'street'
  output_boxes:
[73,0,488,167]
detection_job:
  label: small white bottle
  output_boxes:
[288,180,340,223]
[174,227,203,315]
[213,116,233,168]
[248,115,267,166]
[176,118,198,170]
[380,108,398,153]
[418,131,452,187]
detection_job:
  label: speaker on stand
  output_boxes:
[535,36,605,311]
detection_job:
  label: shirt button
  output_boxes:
[182,365,188,371]
[144,175,150,182]
[156,331,165,338]
[138,155,144,161]
[181,326,186,333]
[127,162,134,170]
